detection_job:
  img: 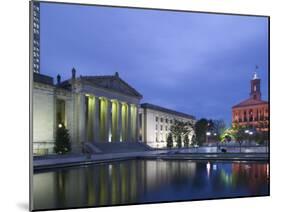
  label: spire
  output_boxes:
[57,74,61,84]
[253,65,259,80]
[72,67,76,79]
[250,67,261,100]
[253,72,259,80]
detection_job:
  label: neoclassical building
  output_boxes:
[232,72,269,132]
[33,69,142,154]
[33,69,196,154]
[139,103,196,148]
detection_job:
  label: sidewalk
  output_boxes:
[33,150,269,171]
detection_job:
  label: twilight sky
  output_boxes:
[40,2,269,126]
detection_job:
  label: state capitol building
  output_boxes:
[232,72,269,132]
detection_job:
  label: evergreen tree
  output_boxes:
[183,134,190,147]
[190,135,196,146]
[167,133,173,148]
[54,124,71,154]
[176,136,182,148]
[194,119,209,146]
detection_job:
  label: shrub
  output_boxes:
[176,136,182,148]
[54,124,71,154]
[167,133,173,148]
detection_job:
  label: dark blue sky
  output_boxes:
[40,3,269,126]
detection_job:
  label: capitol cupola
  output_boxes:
[250,72,261,100]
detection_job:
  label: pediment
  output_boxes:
[81,75,142,98]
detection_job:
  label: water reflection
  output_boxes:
[33,160,269,210]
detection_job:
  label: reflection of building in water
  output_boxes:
[33,160,197,209]
[145,160,197,190]
[33,160,269,210]
[232,163,268,194]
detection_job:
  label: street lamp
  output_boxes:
[206,132,211,145]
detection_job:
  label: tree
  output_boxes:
[194,119,209,146]
[170,120,184,138]
[167,132,173,148]
[212,119,226,139]
[170,120,194,148]
[220,128,234,143]
[254,131,263,145]
[191,134,196,146]
[176,135,182,148]
[183,133,190,147]
[231,124,247,152]
[54,124,71,154]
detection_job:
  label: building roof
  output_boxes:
[141,103,195,120]
[81,74,142,98]
[59,72,142,98]
[33,73,54,85]
[232,98,268,109]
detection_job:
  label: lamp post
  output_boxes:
[244,129,250,146]
[249,131,253,145]
[206,132,211,145]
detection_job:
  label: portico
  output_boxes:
[66,70,142,149]
[83,94,139,143]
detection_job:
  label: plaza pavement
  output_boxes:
[33,149,269,171]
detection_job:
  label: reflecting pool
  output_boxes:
[33,160,269,210]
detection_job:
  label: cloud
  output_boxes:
[40,3,268,124]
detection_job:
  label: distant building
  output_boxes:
[232,72,269,131]
[32,1,40,73]
[139,103,195,148]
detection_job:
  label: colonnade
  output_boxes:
[233,107,268,123]
[78,93,139,143]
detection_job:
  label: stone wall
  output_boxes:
[33,84,55,154]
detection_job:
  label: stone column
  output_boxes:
[78,93,86,144]
[117,101,122,142]
[93,96,100,143]
[105,99,112,142]
[135,105,139,142]
[127,104,131,142]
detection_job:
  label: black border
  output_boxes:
[29,1,270,211]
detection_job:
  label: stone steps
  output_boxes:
[88,142,152,153]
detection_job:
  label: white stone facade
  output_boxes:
[32,72,142,155]
[33,72,196,154]
[139,104,195,148]
[33,83,56,154]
